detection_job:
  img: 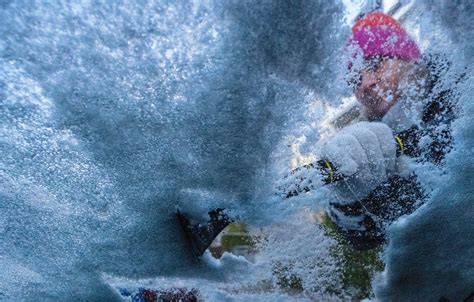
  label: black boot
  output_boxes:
[177,208,233,258]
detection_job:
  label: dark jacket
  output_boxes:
[329,54,458,250]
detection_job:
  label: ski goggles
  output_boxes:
[346,56,389,90]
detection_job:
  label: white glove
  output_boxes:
[317,121,397,203]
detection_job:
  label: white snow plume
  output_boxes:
[0,1,345,300]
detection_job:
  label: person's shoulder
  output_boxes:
[421,52,451,87]
[422,51,466,93]
[420,52,462,125]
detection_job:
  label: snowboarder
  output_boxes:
[178,12,458,256]
[314,11,457,250]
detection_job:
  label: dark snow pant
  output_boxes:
[329,174,424,251]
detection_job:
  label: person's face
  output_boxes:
[354,58,404,119]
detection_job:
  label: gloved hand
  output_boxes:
[317,121,397,203]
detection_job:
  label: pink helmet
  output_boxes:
[349,12,421,61]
